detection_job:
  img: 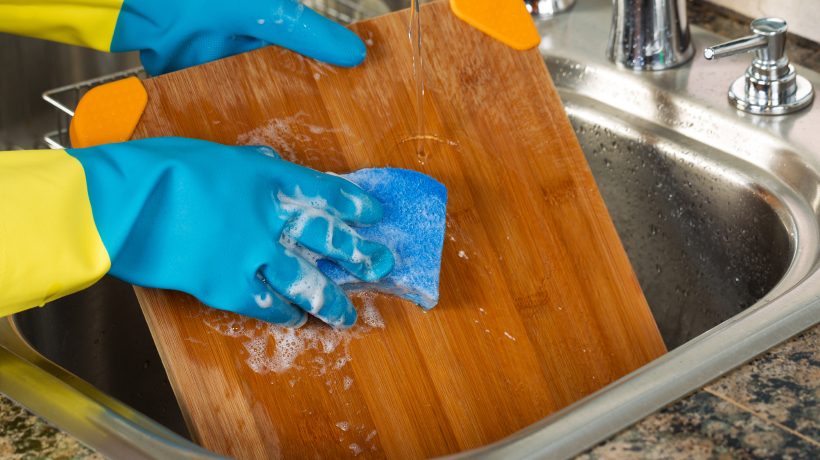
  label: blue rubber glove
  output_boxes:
[67,137,394,328]
[111,0,367,75]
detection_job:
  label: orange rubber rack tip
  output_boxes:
[449,0,541,51]
[69,76,148,149]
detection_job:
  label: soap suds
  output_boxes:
[255,51,340,82]
[277,186,376,275]
[336,421,350,432]
[236,111,353,163]
[289,3,305,32]
[282,250,328,314]
[349,443,363,456]
[201,292,385,376]
[357,292,384,328]
[340,188,365,217]
[280,234,322,266]
[504,331,517,342]
[254,292,274,309]
[335,356,351,370]
[458,250,469,259]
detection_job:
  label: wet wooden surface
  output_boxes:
[132,2,666,458]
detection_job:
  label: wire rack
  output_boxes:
[40,0,387,149]
[42,67,147,148]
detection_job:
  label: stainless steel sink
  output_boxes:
[1,0,818,459]
[12,277,189,438]
[566,95,792,349]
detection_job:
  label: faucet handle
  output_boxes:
[704,18,787,65]
[704,17,813,115]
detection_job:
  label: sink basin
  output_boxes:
[2,0,818,458]
[566,94,792,349]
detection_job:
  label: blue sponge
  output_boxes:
[317,168,448,310]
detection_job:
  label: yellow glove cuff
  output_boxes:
[0,0,124,51]
[0,150,110,316]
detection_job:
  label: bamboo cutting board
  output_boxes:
[131,2,666,458]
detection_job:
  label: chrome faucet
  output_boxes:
[606,0,694,71]
[704,18,814,115]
[525,0,576,18]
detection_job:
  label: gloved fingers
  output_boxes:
[275,167,383,225]
[249,1,366,67]
[138,35,265,76]
[224,275,308,326]
[282,211,394,282]
[262,245,358,328]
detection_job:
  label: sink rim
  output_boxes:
[0,317,225,459]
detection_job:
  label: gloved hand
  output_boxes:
[1,137,393,327]
[83,137,394,327]
[0,0,365,75]
[112,0,367,75]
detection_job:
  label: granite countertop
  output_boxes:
[578,325,819,459]
[0,395,100,459]
[689,0,820,73]
[1,1,818,459]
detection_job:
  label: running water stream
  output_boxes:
[409,0,427,163]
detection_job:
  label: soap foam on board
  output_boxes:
[236,111,352,163]
[201,169,445,380]
[202,292,385,375]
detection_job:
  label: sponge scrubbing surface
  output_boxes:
[318,168,448,310]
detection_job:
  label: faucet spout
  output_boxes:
[607,0,694,71]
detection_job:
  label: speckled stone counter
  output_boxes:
[578,325,820,459]
[1,2,818,459]
[0,394,100,459]
[689,0,820,73]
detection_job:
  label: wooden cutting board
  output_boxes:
[130,2,666,458]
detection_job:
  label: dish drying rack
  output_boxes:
[42,68,147,149]
[40,0,384,149]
